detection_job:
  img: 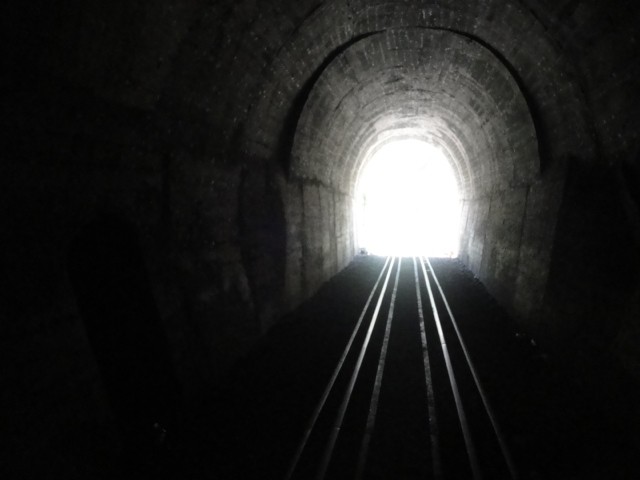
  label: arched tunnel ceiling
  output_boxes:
[240,0,597,184]
[291,28,539,196]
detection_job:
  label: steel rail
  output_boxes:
[315,257,397,480]
[425,257,519,480]
[413,256,443,480]
[419,257,482,480]
[354,258,402,480]
[283,256,392,480]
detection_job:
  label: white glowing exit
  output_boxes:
[355,139,461,257]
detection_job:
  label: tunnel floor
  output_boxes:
[154,256,639,480]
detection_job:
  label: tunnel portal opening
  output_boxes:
[355,139,461,258]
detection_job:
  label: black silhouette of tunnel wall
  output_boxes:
[68,213,178,451]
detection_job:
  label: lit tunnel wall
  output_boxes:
[3,2,640,466]
[291,28,545,315]
[251,4,594,327]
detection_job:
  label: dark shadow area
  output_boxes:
[239,163,288,331]
[429,258,640,480]
[68,212,179,478]
[544,160,639,352]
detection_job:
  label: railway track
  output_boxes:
[283,256,518,480]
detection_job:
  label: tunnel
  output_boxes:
[3,0,640,478]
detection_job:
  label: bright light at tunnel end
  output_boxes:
[355,139,461,258]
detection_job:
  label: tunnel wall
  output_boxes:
[282,179,354,313]
[521,0,640,376]
[2,1,284,474]
[3,3,362,473]
[2,0,640,475]
[458,161,568,323]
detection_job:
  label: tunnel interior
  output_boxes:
[287,22,547,316]
[3,0,640,478]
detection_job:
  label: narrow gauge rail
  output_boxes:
[284,257,518,480]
